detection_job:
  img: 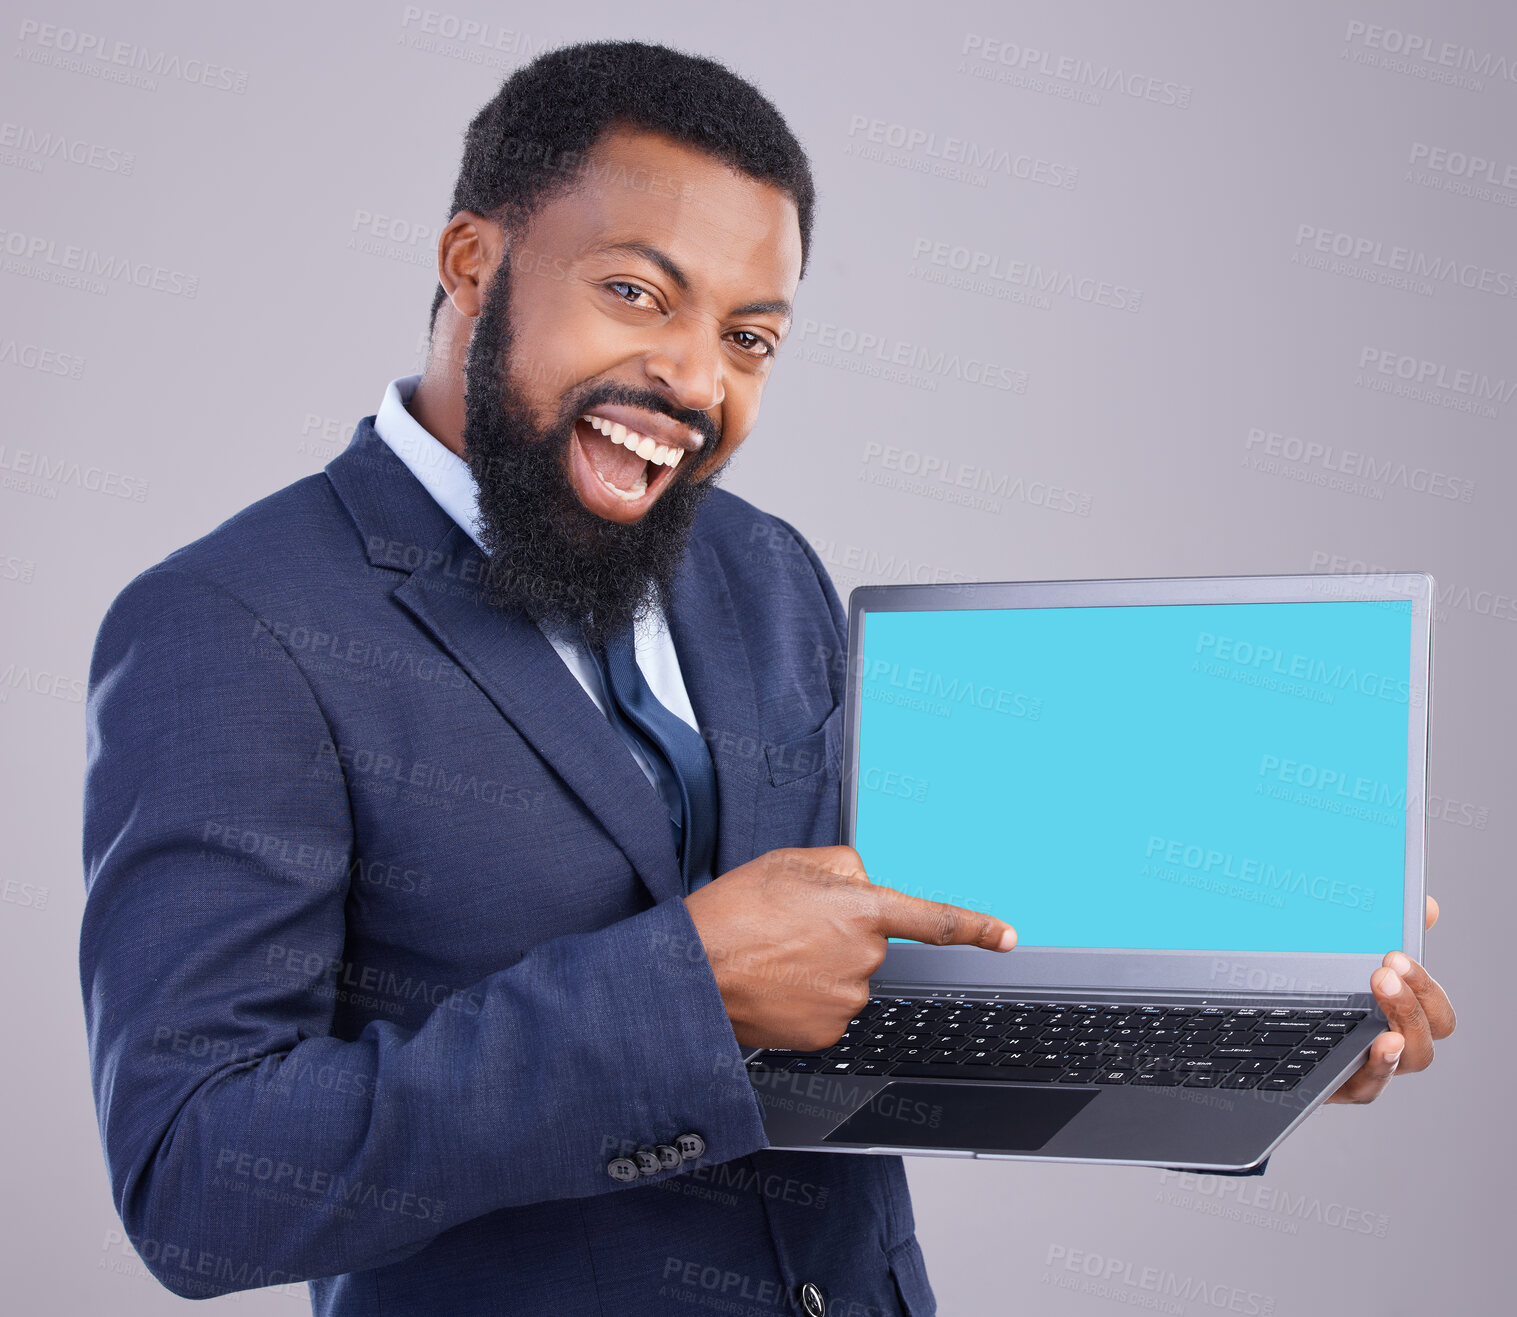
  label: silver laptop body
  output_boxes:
[748,572,1432,1171]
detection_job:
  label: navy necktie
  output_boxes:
[588,627,718,893]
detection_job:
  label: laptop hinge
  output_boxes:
[871,983,1362,1006]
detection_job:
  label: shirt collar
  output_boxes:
[373,374,485,552]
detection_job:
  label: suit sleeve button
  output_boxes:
[655,1144,683,1169]
[674,1131,706,1161]
[800,1281,826,1316]
[607,1157,639,1182]
[633,1148,662,1176]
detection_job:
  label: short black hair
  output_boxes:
[427,39,815,337]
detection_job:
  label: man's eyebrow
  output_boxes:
[730,297,793,320]
[595,241,690,292]
[592,241,792,321]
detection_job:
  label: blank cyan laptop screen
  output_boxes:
[854,601,1413,954]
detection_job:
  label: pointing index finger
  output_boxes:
[872,886,1016,952]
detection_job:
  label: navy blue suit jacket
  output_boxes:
[80,420,935,1315]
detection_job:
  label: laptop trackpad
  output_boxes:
[823,1082,1098,1152]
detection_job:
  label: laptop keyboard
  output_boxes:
[745,997,1368,1091]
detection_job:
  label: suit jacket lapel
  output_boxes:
[665,536,763,877]
[326,422,685,906]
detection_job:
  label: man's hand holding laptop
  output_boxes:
[1326,895,1455,1104]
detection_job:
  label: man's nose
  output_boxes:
[642,318,725,414]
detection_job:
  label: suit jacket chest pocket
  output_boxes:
[757,706,843,850]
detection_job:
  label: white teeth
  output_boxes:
[579,413,692,484]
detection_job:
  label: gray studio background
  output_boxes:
[3,1,1511,1312]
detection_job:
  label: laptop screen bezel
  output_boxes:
[843,572,1432,997]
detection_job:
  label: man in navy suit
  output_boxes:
[80,40,1455,1317]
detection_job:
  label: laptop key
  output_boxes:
[893,1063,1058,1082]
[1095,1070,1135,1084]
[853,1062,895,1076]
[1258,1077,1301,1091]
[1259,1031,1314,1046]
[1132,1072,1182,1086]
[1220,1074,1261,1089]
[1183,1074,1221,1087]
[1212,1045,1291,1059]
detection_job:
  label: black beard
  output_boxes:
[460,259,724,650]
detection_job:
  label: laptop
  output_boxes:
[745,572,1433,1171]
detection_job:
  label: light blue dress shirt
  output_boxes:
[372,374,714,886]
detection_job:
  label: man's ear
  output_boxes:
[436,211,504,320]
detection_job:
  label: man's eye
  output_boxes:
[609,281,659,309]
[730,330,774,358]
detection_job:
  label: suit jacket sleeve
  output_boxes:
[79,566,769,1298]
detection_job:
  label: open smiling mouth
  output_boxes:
[570,412,701,506]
